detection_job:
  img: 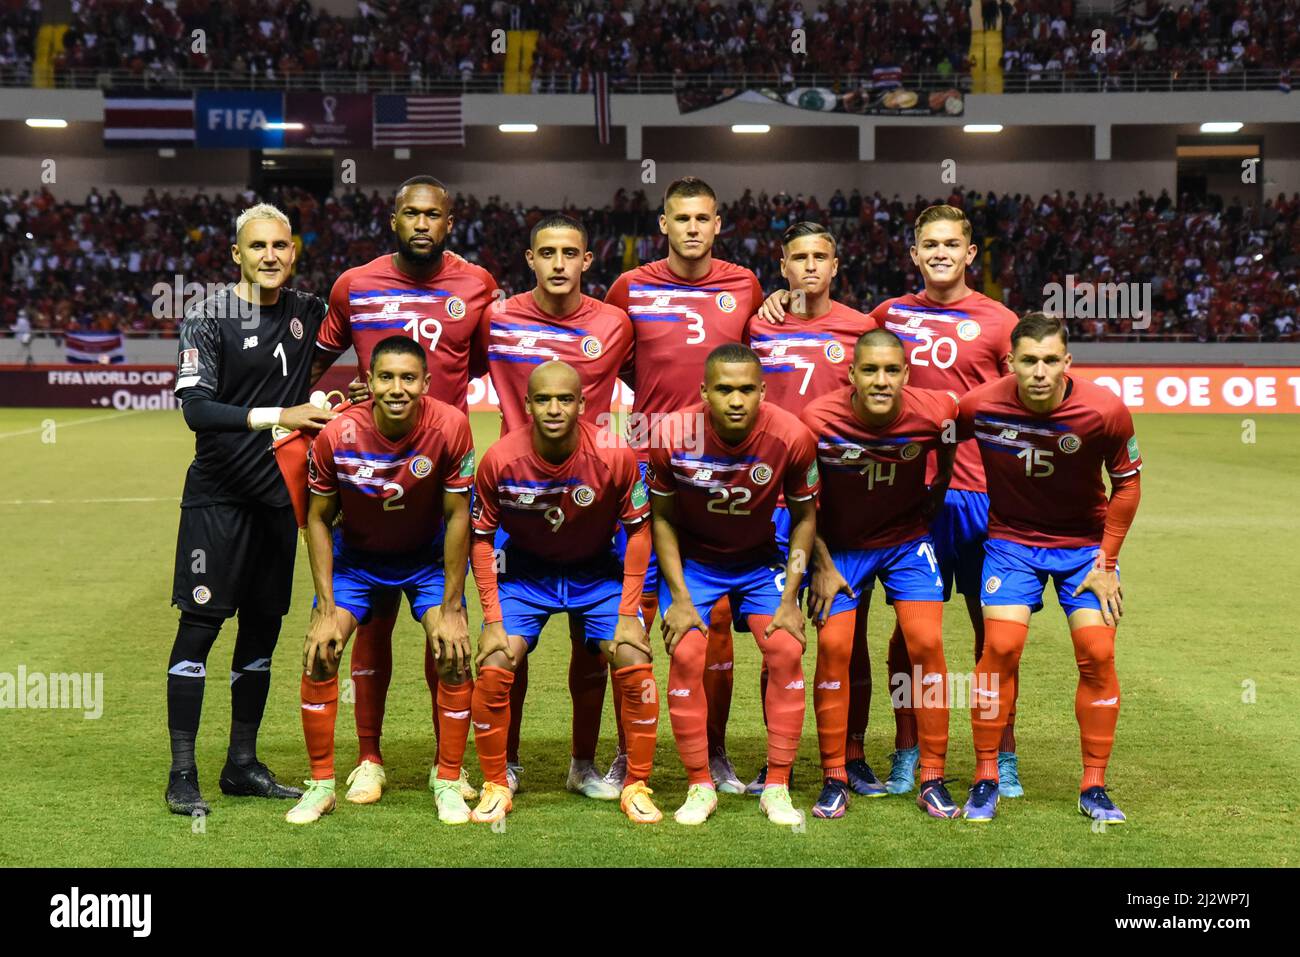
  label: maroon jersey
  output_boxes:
[472,420,649,565]
[802,385,960,550]
[646,402,819,566]
[308,395,475,553]
[744,300,876,412]
[869,290,1017,491]
[488,292,633,434]
[316,252,498,415]
[606,258,764,459]
[957,375,1143,549]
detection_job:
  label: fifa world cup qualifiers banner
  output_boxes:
[676,85,964,116]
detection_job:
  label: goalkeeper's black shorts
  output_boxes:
[171,503,297,618]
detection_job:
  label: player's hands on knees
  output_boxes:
[431,603,471,679]
[612,614,653,663]
[767,596,807,650]
[346,376,370,402]
[1074,562,1123,627]
[279,403,337,433]
[661,601,706,657]
[808,564,854,626]
[304,607,344,677]
[476,620,515,670]
[756,288,791,324]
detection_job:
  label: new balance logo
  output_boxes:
[972,688,999,699]
[922,672,943,686]
[668,688,690,697]
[631,718,656,725]
[243,657,272,672]
[352,669,376,677]
[242,336,258,349]
[473,721,490,730]
[706,662,733,672]
[998,428,1019,440]
[784,680,805,690]
[442,709,470,720]
[356,465,375,479]
[301,703,326,712]
[1091,696,1120,706]
[815,680,841,690]
[168,660,205,678]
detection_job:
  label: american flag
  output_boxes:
[594,72,611,145]
[102,91,195,148]
[373,95,464,146]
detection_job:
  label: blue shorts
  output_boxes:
[820,536,945,616]
[498,549,629,654]
[773,505,791,550]
[327,537,446,625]
[614,461,660,598]
[658,555,788,633]
[980,538,1116,617]
[929,489,989,600]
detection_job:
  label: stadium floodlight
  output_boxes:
[1200,122,1243,133]
[25,118,67,128]
[732,124,771,134]
[499,123,538,133]
[264,122,304,131]
[963,124,1003,133]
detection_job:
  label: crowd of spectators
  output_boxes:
[1,0,1291,90]
[4,182,1297,341]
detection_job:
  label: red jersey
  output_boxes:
[801,385,960,550]
[606,258,764,458]
[646,402,819,566]
[744,300,875,412]
[307,395,475,554]
[488,292,633,434]
[472,420,648,565]
[869,290,1017,491]
[316,252,498,415]
[957,375,1143,549]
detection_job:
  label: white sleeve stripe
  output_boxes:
[786,493,816,501]
[623,515,648,525]
[309,489,337,497]
[649,488,675,496]
[315,344,346,354]
[1108,466,1143,478]
[175,375,201,390]
[445,486,471,493]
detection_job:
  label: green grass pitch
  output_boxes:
[0,407,1296,867]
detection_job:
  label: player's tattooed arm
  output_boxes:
[807,534,855,626]
[651,493,706,655]
[770,496,814,647]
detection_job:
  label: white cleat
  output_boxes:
[345,760,386,805]
[674,783,719,825]
[603,750,628,790]
[566,759,621,800]
[710,750,746,795]
[506,762,523,796]
[759,784,805,828]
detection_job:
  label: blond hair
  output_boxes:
[234,203,291,242]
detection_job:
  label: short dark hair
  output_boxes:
[370,335,427,371]
[1010,311,1069,350]
[913,204,972,245]
[529,213,588,249]
[704,343,761,376]
[854,328,905,360]
[782,221,836,253]
[395,175,448,206]
[664,176,717,211]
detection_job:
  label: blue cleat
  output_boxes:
[1079,786,1126,824]
[963,779,999,822]
[998,751,1025,798]
[745,764,794,796]
[845,758,887,797]
[916,778,961,819]
[811,778,850,819]
[884,747,919,795]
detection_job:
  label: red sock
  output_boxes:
[887,619,918,750]
[613,663,658,785]
[300,674,338,781]
[666,629,711,787]
[971,619,1027,779]
[568,630,608,762]
[506,653,527,765]
[703,599,734,755]
[435,678,472,781]
[351,601,396,765]
[895,601,948,778]
[472,666,515,786]
[814,611,854,778]
[1072,625,1120,791]
[759,662,769,726]
[624,591,658,756]
[747,614,806,787]
[845,592,871,760]
[975,612,1018,754]
[612,671,627,753]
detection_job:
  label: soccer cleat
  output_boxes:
[346,760,386,805]
[710,751,746,795]
[506,762,522,796]
[567,759,621,800]
[884,746,920,795]
[620,781,663,824]
[218,759,304,800]
[745,763,794,796]
[916,778,962,819]
[457,766,479,802]
[602,750,628,790]
[998,751,1025,798]
[432,777,471,825]
[673,784,718,825]
[845,758,887,798]
[470,781,513,824]
[811,778,851,819]
[963,779,999,822]
[760,784,804,827]
[165,769,211,816]
[1079,786,1127,824]
[285,779,336,825]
